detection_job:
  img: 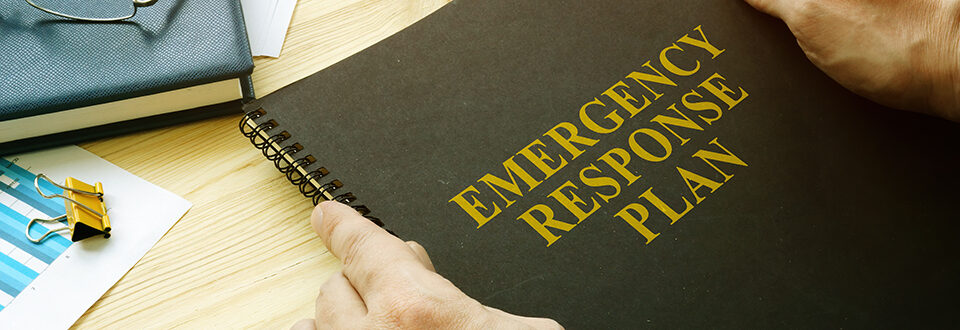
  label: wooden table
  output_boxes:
[73,0,449,327]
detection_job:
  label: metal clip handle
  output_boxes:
[25,215,70,243]
[35,174,103,218]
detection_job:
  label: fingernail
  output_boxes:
[311,203,324,233]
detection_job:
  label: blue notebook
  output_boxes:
[0,0,254,154]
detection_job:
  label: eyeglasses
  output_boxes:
[24,0,158,22]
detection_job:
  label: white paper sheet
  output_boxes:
[242,0,298,57]
[0,146,192,329]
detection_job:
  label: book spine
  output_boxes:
[239,108,386,229]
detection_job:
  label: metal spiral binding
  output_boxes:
[289,164,322,185]
[267,144,301,162]
[239,108,382,229]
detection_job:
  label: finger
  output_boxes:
[742,0,807,22]
[513,316,564,329]
[311,201,428,296]
[485,306,564,329]
[405,241,436,272]
[315,271,367,326]
[291,319,317,330]
[487,307,564,329]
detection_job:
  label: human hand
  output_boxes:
[291,201,562,329]
[744,0,960,120]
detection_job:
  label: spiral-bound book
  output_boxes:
[240,0,960,327]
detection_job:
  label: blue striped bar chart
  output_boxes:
[0,158,73,311]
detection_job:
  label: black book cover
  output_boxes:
[248,1,960,328]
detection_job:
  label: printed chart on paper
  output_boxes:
[0,157,72,310]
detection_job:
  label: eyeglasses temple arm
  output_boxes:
[133,0,157,8]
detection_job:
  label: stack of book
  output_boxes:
[0,0,255,155]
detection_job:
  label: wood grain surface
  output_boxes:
[73,0,449,327]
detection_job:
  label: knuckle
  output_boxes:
[793,0,820,17]
[381,296,439,327]
[796,1,830,25]
[314,290,334,319]
[395,299,439,324]
[340,228,377,268]
[320,205,348,237]
[374,287,466,328]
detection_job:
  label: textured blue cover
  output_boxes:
[0,0,254,121]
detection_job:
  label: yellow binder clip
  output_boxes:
[26,174,111,243]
